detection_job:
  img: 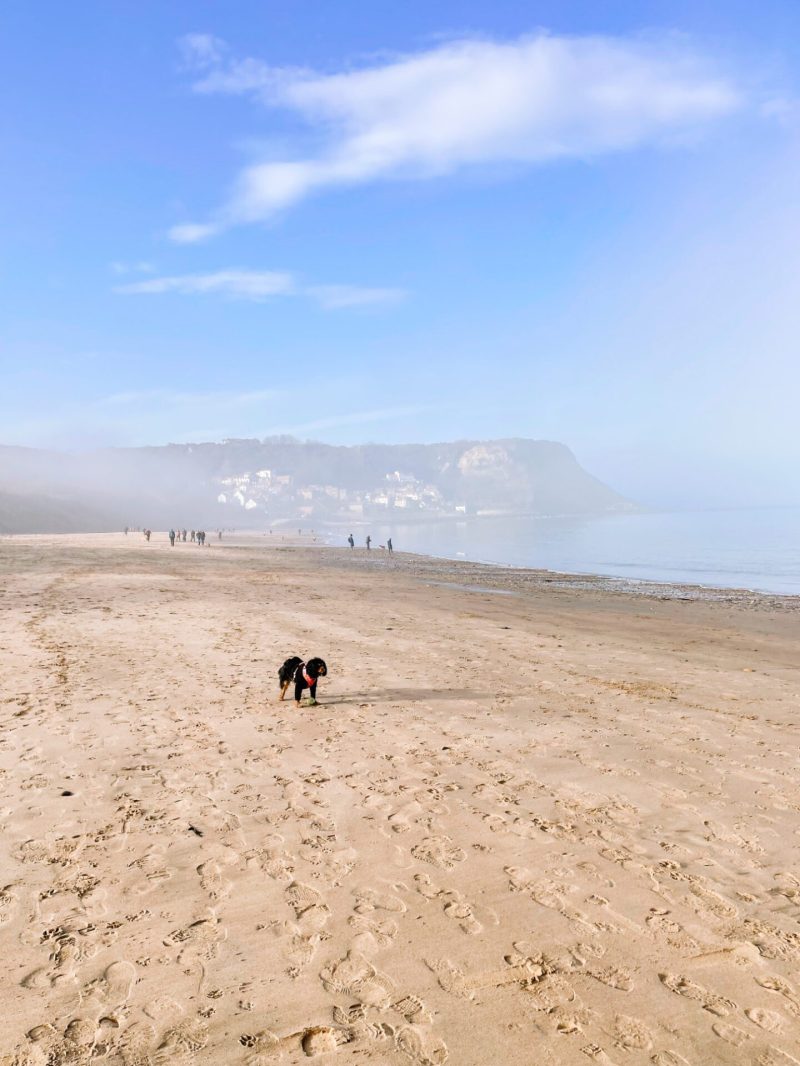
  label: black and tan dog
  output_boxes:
[278,656,328,706]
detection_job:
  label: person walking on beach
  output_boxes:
[169,529,176,546]
[144,529,151,541]
[348,533,355,549]
[366,535,371,550]
[387,537,393,554]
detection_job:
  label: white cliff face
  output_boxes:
[457,444,511,475]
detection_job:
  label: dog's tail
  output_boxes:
[279,656,303,684]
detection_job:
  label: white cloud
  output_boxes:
[172,31,742,236]
[168,222,220,244]
[179,32,228,70]
[114,268,406,308]
[307,284,407,309]
[115,269,294,299]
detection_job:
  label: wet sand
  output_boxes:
[1,532,799,1065]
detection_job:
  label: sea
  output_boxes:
[323,506,800,597]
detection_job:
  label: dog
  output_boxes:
[278,656,328,705]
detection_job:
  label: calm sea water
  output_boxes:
[329,507,800,596]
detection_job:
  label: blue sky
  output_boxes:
[2,0,799,507]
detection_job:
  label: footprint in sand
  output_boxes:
[82,959,137,1016]
[756,975,800,1017]
[302,1026,355,1057]
[587,967,633,992]
[413,874,481,934]
[26,1018,99,1064]
[126,851,172,896]
[320,951,395,1008]
[413,874,441,901]
[651,1052,691,1065]
[0,884,19,925]
[427,953,544,1000]
[395,1025,448,1065]
[711,1022,751,1047]
[526,973,578,1012]
[659,973,736,1016]
[110,1019,157,1066]
[197,858,234,901]
[441,892,482,935]
[240,1028,281,1064]
[757,1049,800,1066]
[410,837,465,870]
[163,915,226,961]
[22,927,84,990]
[582,1046,620,1066]
[349,912,399,948]
[285,882,331,933]
[143,995,184,1023]
[241,1019,388,1062]
[613,1016,653,1051]
[353,887,407,915]
[157,1016,209,1055]
[391,995,433,1025]
[745,1007,784,1032]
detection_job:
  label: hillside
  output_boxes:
[0,437,635,533]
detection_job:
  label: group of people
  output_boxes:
[168,528,220,546]
[347,533,393,552]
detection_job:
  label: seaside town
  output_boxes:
[215,468,454,518]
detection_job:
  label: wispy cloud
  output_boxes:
[171,31,742,239]
[114,269,294,299]
[97,387,281,410]
[114,268,406,309]
[306,284,406,310]
[179,32,228,69]
[110,260,156,275]
[268,404,439,437]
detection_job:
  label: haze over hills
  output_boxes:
[0,437,635,534]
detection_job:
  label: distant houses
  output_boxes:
[214,466,451,520]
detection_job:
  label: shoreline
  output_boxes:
[254,536,800,611]
[4,527,799,607]
[4,522,798,602]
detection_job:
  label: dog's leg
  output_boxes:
[279,681,290,701]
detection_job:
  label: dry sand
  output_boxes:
[1,532,799,1066]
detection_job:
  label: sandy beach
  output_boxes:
[1,532,799,1066]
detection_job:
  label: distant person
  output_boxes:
[169,529,176,546]
[387,537,393,553]
[144,529,151,542]
[182,529,187,542]
[190,530,196,542]
[218,530,222,540]
[348,534,355,549]
[124,527,128,535]
[366,535,371,550]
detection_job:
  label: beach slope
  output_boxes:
[1,534,798,1064]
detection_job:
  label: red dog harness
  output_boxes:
[303,671,315,687]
